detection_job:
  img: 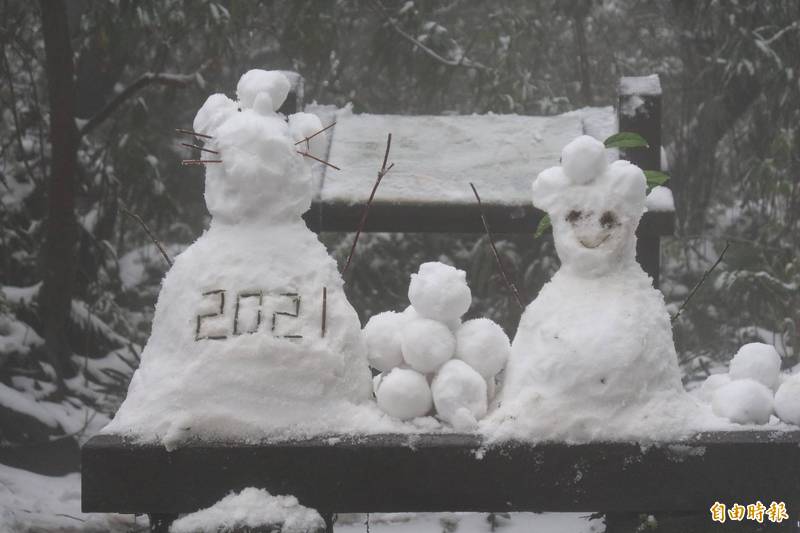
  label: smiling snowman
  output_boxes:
[488,135,692,441]
[105,70,373,447]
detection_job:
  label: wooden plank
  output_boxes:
[83,431,800,516]
[304,201,674,236]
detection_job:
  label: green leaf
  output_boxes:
[604,132,649,149]
[534,214,551,238]
[644,170,670,188]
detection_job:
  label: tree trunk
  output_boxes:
[572,12,593,107]
[39,0,79,391]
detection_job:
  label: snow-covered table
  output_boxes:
[83,431,800,532]
[303,75,673,285]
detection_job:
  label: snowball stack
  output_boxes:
[364,262,510,430]
[699,342,799,426]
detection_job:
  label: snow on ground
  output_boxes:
[0,463,138,532]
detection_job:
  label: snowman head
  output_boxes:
[191,70,312,224]
[532,135,647,278]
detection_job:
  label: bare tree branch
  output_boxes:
[80,69,204,137]
[120,205,173,267]
[371,0,491,72]
[671,240,730,323]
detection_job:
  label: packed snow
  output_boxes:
[711,379,773,425]
[485,135,699,442]
[104,70,400,446]
[170,487,324,533]
[728,342,781,390]
[774,376,800,425]
[645,185,674,212]
[367,262,510,427]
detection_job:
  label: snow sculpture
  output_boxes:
[489,135,690,441]
[105,70,372,446]
[366,262,510,429]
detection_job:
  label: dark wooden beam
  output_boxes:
[83,431,800,516]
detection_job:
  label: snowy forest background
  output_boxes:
[0,0,798,495]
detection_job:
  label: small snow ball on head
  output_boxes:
[728,342,782,391]
[431,359,488,431]
[408,262,472,323]
[374,367,433,421]
[191,70,313,224]
[561,134,608,185]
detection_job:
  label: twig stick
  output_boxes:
[321,287,327,338]
[180,142,218,154]
[469,182,524,310]
[343,133,394,275]
[294,121,336,146]
[120,205,173,267]
[182,159,222,165]
[671,241,730,323]
[296,151,341,171]
[175,128,213,139]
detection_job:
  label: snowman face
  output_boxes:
[532,137,647,278]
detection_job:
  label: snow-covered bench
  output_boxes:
[301,74,672,285]
[83,431,800,532]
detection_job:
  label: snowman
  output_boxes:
[488,136,691,441]
[105,70,372,446]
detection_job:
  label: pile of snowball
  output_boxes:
[697,342,800,426]
[364,262,510,430]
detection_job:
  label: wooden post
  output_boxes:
[278,70,304,115]
[618,74,663,286]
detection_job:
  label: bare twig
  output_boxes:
[296,150,341,170]
[120,205,173,267]
[321,287,327,338]
[371,0,491,72]
[79,69,205,137]
[671,241,730,323]
[470,182,524,310]
[294,121,336,145]
[343,133,394,275]
[181,159,222,165]
[180,142,218,154]
[175,128,213,139]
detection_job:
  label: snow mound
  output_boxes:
[729,342,782,390]
[104,70,381,445]
[170,487,323,533]
[711,379,774,425]
[408,262,471,323]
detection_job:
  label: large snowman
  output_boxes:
[487,136,693,442]
[105,70,373,446]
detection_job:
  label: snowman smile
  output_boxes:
[578,234,611,249]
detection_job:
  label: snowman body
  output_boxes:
[490,136,691,441]
[106,71,372,445]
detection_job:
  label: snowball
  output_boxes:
[375,368,432,420]
[711,379,774,425]
[193,93,237,137]
[431,360,487,430]
[400,317,455,374]
[288,112,327,161]
[560,135,607,185]
[454,319,510,379]
[402,305,460,332]
[170,487,323,533]
[774,377,800,426]
[729,343,782,390]
[237,70,290,112]
[696,373,731,403]
[408,262,471,323]
[363,311,406,372]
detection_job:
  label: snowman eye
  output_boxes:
[600,211,618,228]
[566,210,582,223]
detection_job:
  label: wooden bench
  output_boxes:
[81,76,727,532]
[82,431,800,532]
